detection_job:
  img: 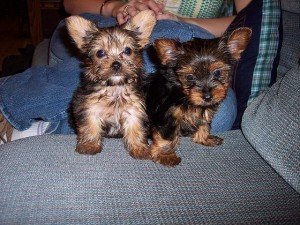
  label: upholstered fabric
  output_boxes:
[242,67,300,193]
[281,0,300,13]
[1,0,300,223]
[1,131,300,224]
[277,10,300,79]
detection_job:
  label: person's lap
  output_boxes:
[0,14,237,135]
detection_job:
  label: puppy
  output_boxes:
[144,27,252,166]
[66,10,156,159]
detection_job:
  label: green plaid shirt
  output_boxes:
[248,0,281,104]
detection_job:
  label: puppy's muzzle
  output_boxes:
[203,93,212,102]
[111,61,122,72]
[202,88,212,102]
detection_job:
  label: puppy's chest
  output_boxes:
[84,85,144,136]
[180,107,204,125]
[174,106,209,134]
[87,85,142,113]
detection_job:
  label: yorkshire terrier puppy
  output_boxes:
[144,27,252,166]
[66,10,156,159]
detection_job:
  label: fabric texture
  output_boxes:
[227,0,282,129]
[276,10,300,79]
[281,0,300,13]
[1,131,300,224]
[164,0,223,18]
[242,67,300,193]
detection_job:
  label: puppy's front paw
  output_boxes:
[194,135,223,147]
[75,142,102,155]
[129,146,151,160]
[152,152,181,167]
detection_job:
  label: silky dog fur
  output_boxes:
[66,10,156,159]
[144,27,252,166]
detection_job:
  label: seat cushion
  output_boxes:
[242,66,300,193]
[281,0,300,13]
[1,131,300,224]
[276,9,300,79]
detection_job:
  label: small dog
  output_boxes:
[66,10,156,159]
[144,27,252,166]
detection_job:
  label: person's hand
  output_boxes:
[156,11,179,21]
[111,0,165,25]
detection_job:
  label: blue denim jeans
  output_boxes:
[0,14,236,134]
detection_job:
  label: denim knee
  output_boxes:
[211,88,237,133]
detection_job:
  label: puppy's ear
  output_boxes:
[65,15,99,49]
[123,10,156,48]
[153,39,182,67]
[226,27,252,60]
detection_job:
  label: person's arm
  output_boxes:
[157,0,252,37]
[63,0,164,25]
[63,0,104,15]
[181,16,236,37]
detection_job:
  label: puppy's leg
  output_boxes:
[75,116,103,155]
[122,111,150,160]
[192,123,223,147]
[150,127,181,167]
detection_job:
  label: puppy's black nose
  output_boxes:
[203,93,212,102]
[111,61,121,71]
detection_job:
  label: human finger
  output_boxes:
[123,4,140,17]
[116,4,138,25]
[129,0,164,13]
[156,12,179,21]
[116,11,128,25]
[144,0,165,13]
[116,0,164,25]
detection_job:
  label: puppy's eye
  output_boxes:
[124,47,132,55]
[186,74,194,81]
[96,50,105,58]
[213,69,221,77]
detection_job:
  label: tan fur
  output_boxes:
[66,10,156,159]
[227,27,252,60]
[150,129,181,166]
[65,16,98,50]
[153,39,183,66]
[192,124,223,146]
[147,27,251,166]
[123,10,156,48]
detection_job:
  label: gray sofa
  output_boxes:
[1,1,299,224]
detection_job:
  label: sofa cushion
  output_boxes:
[227,0,282,129]
[281,0,300,13]
[1,131,300,223]
[277,10,300,79]
[242,66,300,193]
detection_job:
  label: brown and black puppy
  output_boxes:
[144,27,252,166]
[66,10,156,159]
